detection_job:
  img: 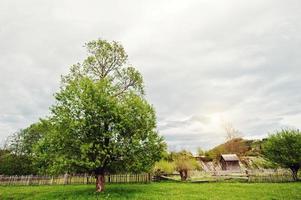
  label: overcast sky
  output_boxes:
[0,0,301,151]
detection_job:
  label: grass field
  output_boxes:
[0,182,300,200]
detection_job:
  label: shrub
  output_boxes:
[153,160,175,176]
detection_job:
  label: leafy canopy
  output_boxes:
[263,129,301,180]
[263,129,301,169]
[33,39,165,175]
[173,151,200,173]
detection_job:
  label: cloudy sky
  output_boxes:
[0,0,301,151]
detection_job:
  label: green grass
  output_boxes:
[0,182,300,200]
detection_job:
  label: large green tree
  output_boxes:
[263,129,301,181]
[34,39,165,192]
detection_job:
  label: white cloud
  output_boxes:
[0,0,301,150]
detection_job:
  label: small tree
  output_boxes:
[263,129,301,181]
[222,121,242,141]
[173,150,200,181]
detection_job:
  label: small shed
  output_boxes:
[220,154,240,171]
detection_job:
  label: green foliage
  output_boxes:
[0,152,34,175]
[171,150,201,181]
[245,140,264,156]
[206,145,225,161]
[33,39,166,177]
[1,120,52,175]
[62,39,144,96]
[6,119,51,156]
[153,160,175,175]
[174,154,200,172]
[263,129,301,180]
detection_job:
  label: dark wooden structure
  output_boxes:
[220,154,240,171]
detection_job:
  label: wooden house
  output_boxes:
[220,154,240,171]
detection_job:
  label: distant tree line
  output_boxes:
[0,121,49,175]
[1,127,301,182]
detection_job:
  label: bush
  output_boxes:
[153,160,175,176]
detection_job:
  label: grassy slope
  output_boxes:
[0,182,300,200]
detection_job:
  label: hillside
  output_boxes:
[198,138,277,171]
[204,138,264,160]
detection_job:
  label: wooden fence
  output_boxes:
[247,169,294,183]
[158,169,295,183]
[0,174,152,186]
[213,169,294,183]
[0,170,295,185]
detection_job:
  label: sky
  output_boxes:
[0,0,301,151]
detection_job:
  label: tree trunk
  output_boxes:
[179,171,184,181]
[95,173,105,192]
[179,170,188,181]
[290,167,299,181]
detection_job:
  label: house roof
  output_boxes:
[221,154,239,161]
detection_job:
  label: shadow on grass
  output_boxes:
[15,184,151,200]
